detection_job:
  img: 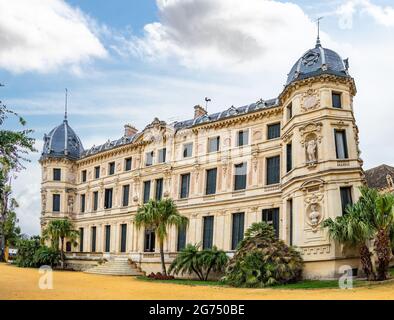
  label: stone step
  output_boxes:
[85,259,144,276]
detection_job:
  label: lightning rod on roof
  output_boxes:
[64,88,68,121]
[316,17,324,47]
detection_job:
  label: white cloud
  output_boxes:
[0,0,107,73]
[123,0,319,73]
[337,0,394,28]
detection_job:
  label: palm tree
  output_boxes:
[42,219,79,269]
[200,246,229,281]
[135,199,188,276]
[323,203,375,280]
[169,244,205,280]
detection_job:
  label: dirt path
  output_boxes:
[1,263,393,300]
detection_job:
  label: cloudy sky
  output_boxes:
[1,0,394,235]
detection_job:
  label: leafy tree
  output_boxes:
[0,91,36,261]
[33,246,60,267]
[15,236,41,268]
[135,199,188,275]
[169,244,228,281]
[223,222,303,287]
[1,207,21,247]
[42,219,79,269]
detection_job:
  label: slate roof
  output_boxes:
[365,164,394,190]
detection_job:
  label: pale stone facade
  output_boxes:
[40,41,365,278]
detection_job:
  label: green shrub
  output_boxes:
[223,222,303,288]
[33,246,60,267]
[15,236,41,268]
[169,244,228,281]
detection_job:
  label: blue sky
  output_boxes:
[1,0,394,235]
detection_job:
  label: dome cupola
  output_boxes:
[286,38,350,86]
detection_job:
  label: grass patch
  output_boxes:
[389,267,394,277]
[136,276,227,287]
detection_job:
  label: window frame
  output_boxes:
[158,148,167,164]
[52,194,61,212]
[234,162,247,191]
[207,136,220,153]
[267,122,281,140]
[53,168,61,181]
[332,92,342,109]
[81,170,87,183]
[266,155,281,185]
[237,129,249,147]
[125,157,132,171]
[94,166,100,179]
[183,143,193,158]
[145,151,154,167]
[122,184,130,207]
[205,168,218,195]
[180,173,190,199]
[334,129,349,159]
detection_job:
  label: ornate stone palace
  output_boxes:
[40,38,365,278]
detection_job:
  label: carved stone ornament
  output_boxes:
[299,122,323,147]
[301,89,320,112]
[301,179,325,232]
[387,174,394,189]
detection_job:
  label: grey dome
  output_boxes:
[286,42,349,86]
[42,120,84,160]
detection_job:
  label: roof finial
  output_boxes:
[316,17,323,47]
[64,88,68,121]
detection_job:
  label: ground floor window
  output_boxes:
[177,224,187,252]
[105,225,111,252]
[79,228,84,252]
[91,226,97,252]
[203,216,214,249]
[66,241,72,252]
[262,208,280,238]
[144,229,155,252]
[120,224,127,253]
[232,212,245,250]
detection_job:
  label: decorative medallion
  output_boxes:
[301,89,320,111]
[302,50,320,66]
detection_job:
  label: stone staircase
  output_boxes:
[85,257,144,276]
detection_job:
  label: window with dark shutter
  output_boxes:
[91,226,97,252]
[105,225,111,252]
[122,185,130,206]
[93,191,98,211]
[53,194,60,212]
[206,168,217,195]
[104,188,113,209]
[286,143,292,173]
[158,148,167,163]
[203,216,214,249]
[237,130,249,147]
[335,130,349,159]
[80,194,86,213]
[232,212,245,250]
[340,187,353,215]
[267,123,281,140]
[262,208,280,238]
[288,199,293,246]
[208,137,220,153]
[120,224,127,253]
[234,163,247,191]
[146,151,154,166]
[125,158,132,171]
[143,181,151,203]
[53,168,61,181]
[94,166,100,179]
[155,178,163,200]
[180,174,190,199]
[108,162,115,175]
[144,229,155,252]
[267,156,280,185]
[183,143,193,158]
[287,103,293,120]
[81,170,87,182]
[177,224,187,252]
[332,92,342,108]
[79,228,84,252]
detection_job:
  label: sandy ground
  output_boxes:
[1,263,393,300]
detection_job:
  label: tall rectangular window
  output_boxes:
[125,158,132,171]
[183,143,193,158]
[288,199,293,246]
[108,162,115,175]
[232,212,245,250]
[53,168,61,181]
[93,191,98,211]
[144,229,155,252]
[237,130,249,147]
[94,166,100,179]
[332,92,342,108]
[340,187,353,215]
[234,163,247,191]
[81,170,87,183]
[146,151,154,166]
[79,228,84,252]
[122,185,130,207]
[287,103,293,120]
[105,225,111,252]
[335,130,349,159]
[203,216,214,249]
[53,194,60,212]
[143,181,151,204]
[120,224,127,253]
[267,156,280,185]
[267,123,281,140]
[155,178,163,201]
[180,173,190,199]
[177,224,187,252]
[91,226,97,252]
[104,188,113,209]
[80,194,86,213]
[205,168,217,195]
[208,137,220,153]
[286,143,293,173]
[262,208,280,238]
[158,148,166,163]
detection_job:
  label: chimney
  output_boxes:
[194,105,207,119]
[124,124,138,137]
